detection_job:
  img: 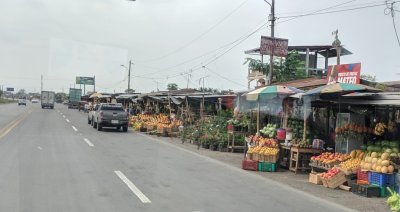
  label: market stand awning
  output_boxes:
[304,83,380,98]
[246,85,304,101]
[339,92,400,105]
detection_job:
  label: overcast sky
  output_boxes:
[0,0,399,94]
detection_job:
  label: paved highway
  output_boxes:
[0,103,355,212]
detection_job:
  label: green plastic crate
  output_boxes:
[258,162,276,172]
[373,185,395,197]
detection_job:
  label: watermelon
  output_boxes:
[375,146,382,152]
[392,147,399,153]
[367,145,374,151]
[360,145,367,151]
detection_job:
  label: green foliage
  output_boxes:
[274,51,306,82]
[16,89,26,98]
[243,57,269,75]
[361,74,376,82]
[167,83,178,91]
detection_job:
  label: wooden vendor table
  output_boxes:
[227,131,247,153]
[289,147,323,174]
[279,145,291,168]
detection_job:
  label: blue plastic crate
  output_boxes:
[368,172,395,187]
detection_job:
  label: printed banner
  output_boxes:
[327,63,361,84]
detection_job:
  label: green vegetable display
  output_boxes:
[387,187,400,211]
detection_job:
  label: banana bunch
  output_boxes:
[388,121,397,133]
[374,122,387,136]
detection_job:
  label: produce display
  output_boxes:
[363,140,400,157]
[287,119,305,139]
[247,135,278,148]
[386,188,400,211]
[374,122,387,136]
[360,152,395,173]
[291,138,313,148]
[320,167,342,179]
[259,124,277,138]
[339,150,364,171]
[247,146,279,156]
[130,114,182,131]
[311,152,352,168]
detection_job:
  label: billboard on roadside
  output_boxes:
[260,36,289,57]
[76,76,95,85]
[327,63,361,84]
[6,88,14,91]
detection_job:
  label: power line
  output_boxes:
[132,20,267,79]
[204,66,247,88]
[276,1,383,16]
[139,0,250,63]
[278,2,386,22]
[385,1,400,47]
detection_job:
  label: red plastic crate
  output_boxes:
[242,160,258,171]
[357,169,369,185]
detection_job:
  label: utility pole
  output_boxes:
[41,75,43,91]
[127,60,134,93]
[267,0,275,85]
[93,75,96,92]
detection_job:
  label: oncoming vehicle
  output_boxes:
[18,98,27,106]
[31,98,39,103]
[91,103,129,132]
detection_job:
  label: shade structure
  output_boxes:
[246,85,304,101]
[304,83,380,97]
[244,85,303,136]
[89,92,103,98]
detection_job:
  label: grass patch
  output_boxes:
[0,98,17,104]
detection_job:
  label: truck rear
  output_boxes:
[41,91,55,109]
[93,103,129,132]
[68,88,82,109]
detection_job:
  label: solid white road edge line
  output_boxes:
[66,119,70,123]
[72,126,78,132]
[114,170,151,204]
[83,138,94,147]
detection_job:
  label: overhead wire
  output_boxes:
[203,66,248,88]
[139,0,250,63]
[131,20,268,83]
[385,1,400,47]
[277,1,385,24]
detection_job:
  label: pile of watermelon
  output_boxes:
[362,140,400,157]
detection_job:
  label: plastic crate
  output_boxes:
[357,169,369,185]
[378,186,395,197]
[258,162,276,172]
[394,186,400,194]
[242,160,258,171]
[368,172,395,187]
[351,184,381,197]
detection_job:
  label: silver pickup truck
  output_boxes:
[91,103,129,132]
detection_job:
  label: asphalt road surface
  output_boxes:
[0,103,356,212]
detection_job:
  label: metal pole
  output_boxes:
[93,75,96,92]
[128,60,131,93]
[41,75,43,91]
[267,0,275,85]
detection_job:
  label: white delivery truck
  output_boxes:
[41,91,55,109]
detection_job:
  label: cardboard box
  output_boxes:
[309,172,323,185]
